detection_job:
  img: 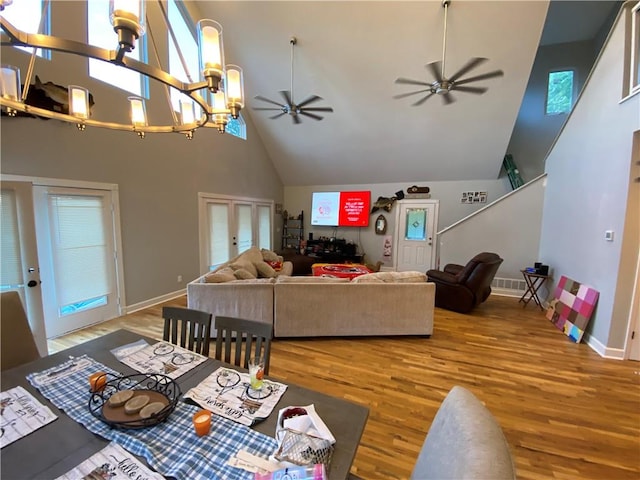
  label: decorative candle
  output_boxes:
[193,409,212,436]
[89,371,107,392]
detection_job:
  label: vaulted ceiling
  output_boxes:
[192,1,551,186]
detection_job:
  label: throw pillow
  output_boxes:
[229,260,258,278]
[390,271,427,283]
[238,246,264,265]
[233,268,256,280]
[266,261,283,271]
[261,248,280,262]
[255,261,277,278]
[350,273,385,283]
[204,267,236,283]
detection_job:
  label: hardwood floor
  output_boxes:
[48,295,640,480]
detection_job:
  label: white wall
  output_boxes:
[438,176,546,280]
[284,179,510,267]
[539,5,639,353]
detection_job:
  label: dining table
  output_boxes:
[0,329,369,479]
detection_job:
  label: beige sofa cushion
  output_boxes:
[276,275,350,284]
[351,271,427,283]
[204,267,236,283]
[229,260,258,277]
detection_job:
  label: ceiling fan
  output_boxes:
[394,0,504,106]
[253,37,334,124]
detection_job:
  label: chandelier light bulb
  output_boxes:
[198,19,224,92]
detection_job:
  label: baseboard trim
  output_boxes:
[584,332,625,360]
[124,289,186,315]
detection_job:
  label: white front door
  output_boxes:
[33,186,122,338]
[394,200,439,272]
[0,181,48,355]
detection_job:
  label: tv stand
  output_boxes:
[305,238,362,263]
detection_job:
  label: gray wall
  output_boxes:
[438,175,546,280]
[0,2,283,307]
[284,179,510,268]
[539,6,639,353]
[506,40,598,182]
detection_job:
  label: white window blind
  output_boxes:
[257,205,271,250]
[208,203,229,268]
[235,204,253,253]
[0,189,23,287]
[48,195,110,307]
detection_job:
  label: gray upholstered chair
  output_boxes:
[410,386,516,480]
[1,291,41,371]
[214,316,273,374]
[162,306,212,356]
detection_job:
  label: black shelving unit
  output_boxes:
[281,211,304,250]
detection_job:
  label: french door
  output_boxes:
[0,181,47,354]
[33,185,123,338]
[394,200,439,272]
[198,193,274,273]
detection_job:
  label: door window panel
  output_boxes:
[0,189,24,288]
[235,204,253,253]
[207,203,230,269]
[405,208,427,241]
[257,205,272,250]
[47,195,110,316]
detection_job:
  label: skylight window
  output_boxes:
[0,0,50,59]
[545,70,574,115]
[87,0,146,96]
[167,0,199,113]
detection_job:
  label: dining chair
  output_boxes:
[214,316,273,374]
[1,291,41,371]
[162,306,213,356]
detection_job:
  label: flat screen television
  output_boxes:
[310,191,371,227]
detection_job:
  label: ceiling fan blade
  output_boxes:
[426,61,443,82]
[301,106,334,112]
[454,85,488,94]
[254,95,284,108]
[280,90,293,107]
[454,69,505,86]
[300,111,324,121]
[448,57,488,82]
[297,95,322,108]
[411,92,435,106]
[292,113,301,125]
[253,107,284,111]
[441,92,455,105]
[395,77,432,87]
[269,112,287,120]
[393,89,432,100]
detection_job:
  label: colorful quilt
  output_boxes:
[546,275,599,343]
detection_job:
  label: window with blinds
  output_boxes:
[48,194,111,316]
[1,189,24,289]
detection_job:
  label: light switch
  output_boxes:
[605,230,614,241]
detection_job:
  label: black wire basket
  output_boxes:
[88,373,181,429]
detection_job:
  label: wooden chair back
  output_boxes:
[1,291,41,371]
[214,316,273,374]
[162,307,212,356]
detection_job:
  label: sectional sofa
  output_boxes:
[187,246,435,338]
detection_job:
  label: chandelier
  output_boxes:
[0,0,245,139]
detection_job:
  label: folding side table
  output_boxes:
[519,270,550,310]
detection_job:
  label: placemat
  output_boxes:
[184,367,287,426]
[28,355,278,479]
[118,341,208,379]
[0,386,57,448]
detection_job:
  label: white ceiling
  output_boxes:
[190,1,612,187]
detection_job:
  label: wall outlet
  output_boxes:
[177,275,183,283]
[604,230,614,242]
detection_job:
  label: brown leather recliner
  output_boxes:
[427,252,504,314]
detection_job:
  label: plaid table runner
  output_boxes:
[27,355,278,480]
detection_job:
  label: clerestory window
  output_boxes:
[87,0,147,97]
[545,70,574,115]
[0,0,50,59]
